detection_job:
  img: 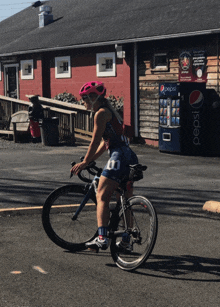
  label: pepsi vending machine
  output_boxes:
[159,83,181,152]
[159,82,207,155]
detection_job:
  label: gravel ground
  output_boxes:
[0,136,45,150]
[0,135,89,150]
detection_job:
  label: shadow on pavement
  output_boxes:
[135,186,220,219]
[1,178,220,219]
[139,254,220,282]
[0,177,68,208]
[105,254,220,281]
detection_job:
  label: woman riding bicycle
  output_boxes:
[71,81,138,251]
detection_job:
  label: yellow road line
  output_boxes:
[0,203,95,212]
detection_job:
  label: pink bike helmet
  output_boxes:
[79,81,106,97]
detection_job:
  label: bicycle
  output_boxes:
[42,158,158,271]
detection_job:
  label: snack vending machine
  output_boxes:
[159,82,207,155]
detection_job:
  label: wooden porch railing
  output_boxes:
[0,95,93,142]
[36,96,93,140]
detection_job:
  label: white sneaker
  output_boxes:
[86,236,109,251]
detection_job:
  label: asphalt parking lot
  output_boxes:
[1,136,220,307]
[0,136,220,216]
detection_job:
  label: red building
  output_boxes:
[0,1,220,145]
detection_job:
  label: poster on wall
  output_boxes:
[179,50,207,83]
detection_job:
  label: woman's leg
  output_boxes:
[96,175,119,227]
[85,175,119,250]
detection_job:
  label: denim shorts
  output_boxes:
[102,146,138,184]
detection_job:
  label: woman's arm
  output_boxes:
[91,139,106,161]
[71,108,111,174]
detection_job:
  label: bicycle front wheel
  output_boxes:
[110,196,158,271]
[42,184,97,251]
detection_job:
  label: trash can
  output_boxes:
[29,119,41,139]
[39,117,59,146]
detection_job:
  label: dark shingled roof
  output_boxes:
[0,0,220,56]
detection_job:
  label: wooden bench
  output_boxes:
[0,111,30,142]
[0,129,14,136]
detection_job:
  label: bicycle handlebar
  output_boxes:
[70,159,103,183]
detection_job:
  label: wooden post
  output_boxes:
[45,107,51,118]
[11,101,16,114]
[86,112,89,132]
[12,122,17,143]
[70,112,76,145]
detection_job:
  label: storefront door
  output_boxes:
[4,64,19,99]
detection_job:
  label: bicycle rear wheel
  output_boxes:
[42,184,97,251]
[110,196,158,271]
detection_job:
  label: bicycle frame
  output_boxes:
[70,159,147,242]
[71,177,98,221]
[71,173,131,240]
[108,197,134,239]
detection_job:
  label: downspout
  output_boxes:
[134,42,139,137]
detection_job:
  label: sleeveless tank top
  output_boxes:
[101,105,129,150]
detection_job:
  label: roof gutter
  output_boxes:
[1,28,220,57]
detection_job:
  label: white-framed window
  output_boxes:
[20,59,34,79]
[0,63,1,81]
[96,52,116,77]
[152,53,169,71]
[55,56,71,78]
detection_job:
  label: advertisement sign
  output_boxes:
[180,82,207,155]
[159,83,179,97]
[179,50,207,83]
